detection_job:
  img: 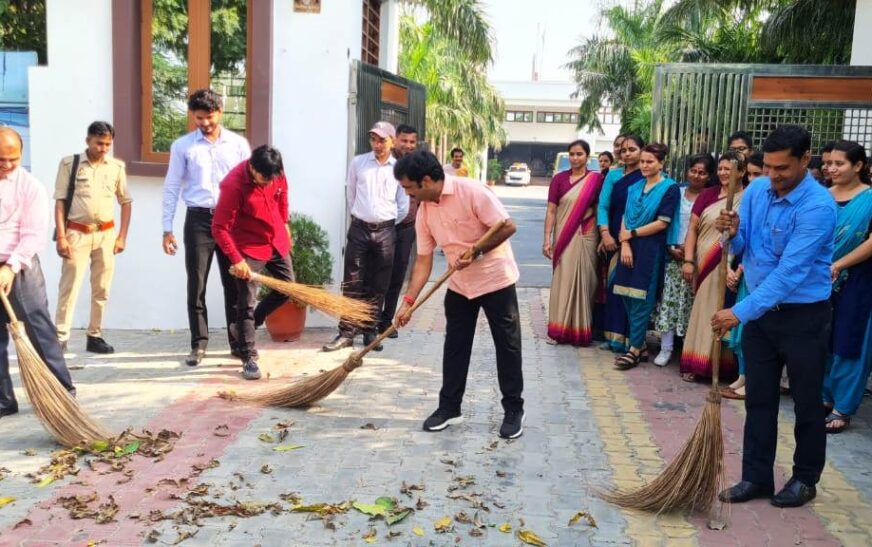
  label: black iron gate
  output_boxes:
[350,61,426,155]
[652,64,872,176]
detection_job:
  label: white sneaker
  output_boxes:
[654,350,672,367]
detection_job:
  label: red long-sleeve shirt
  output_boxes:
[212,160,291,264]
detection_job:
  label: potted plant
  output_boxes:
[486,158,503,186]
[263,213,333,342]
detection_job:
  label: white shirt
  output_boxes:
[678,187,695,244]
[346,152,408,223]
[161,127,251,232]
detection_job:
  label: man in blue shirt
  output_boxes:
[713,125,836,508]
[161,89,251,366]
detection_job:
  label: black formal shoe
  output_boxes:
[718,481,774,504]
[322,335,353,352]
[185,348,206,367]
[499,410,526,439]
[86,336,114,354]
[0,407,18,418]
[422,409,463,432]
[771,478,816,508]
[363,332,383,352]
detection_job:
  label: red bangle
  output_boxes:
[403,295,415,306]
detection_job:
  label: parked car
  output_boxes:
[553,152,600,175]
[504,163,532,186]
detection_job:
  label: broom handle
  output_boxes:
[0,291,17,324]
[709,160,740,390]
[354,220,508,356]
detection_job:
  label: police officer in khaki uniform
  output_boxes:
[54,121,132,354]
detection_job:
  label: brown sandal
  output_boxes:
[681,373,697,383]
[614,351,641,370]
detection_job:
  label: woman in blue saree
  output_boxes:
[595,135,645,352]
[822,140,872,433]
[611,143,680,369]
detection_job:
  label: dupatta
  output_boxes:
[553,171,603,267]
[833,187,872,288]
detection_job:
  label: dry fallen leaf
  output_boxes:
[280,492,302,505]
[412,527,425,536]
[257,433,275,443]
[213,425,230,437]
[470,528,484,537]
[434,516,453,533]
[272,445,304,452]
[517,529,547,546]
[145,529,160,543]
[12,518,31,529]
[260,464,273,475]
[0,496,15,508]
[568,511,597,528]
[455,511,472,524]
[498,522,512,533]
[360,422,379,430]
[400,481,424,497]
[363,528,378,544]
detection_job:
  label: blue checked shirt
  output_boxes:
[731,171,836,323]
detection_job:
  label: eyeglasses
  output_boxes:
[729,146,750,153]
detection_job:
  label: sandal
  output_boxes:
[545,338,559,346]
[720,386,745,400]
[825,412,851,434]
[681,373,697,383]
[614,351,641,370]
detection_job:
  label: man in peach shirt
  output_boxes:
[394,150,525,439]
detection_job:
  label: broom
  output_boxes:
[0,291,113,448]
[223,220,508,407]
[601,161,740,514]
[250,274,375,328]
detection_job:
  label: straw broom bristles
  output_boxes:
[1,293,113,448]
[251,274,374,328]
[222,220,508,408]
[602,162,740,515]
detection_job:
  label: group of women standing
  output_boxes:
[543,132,872,434]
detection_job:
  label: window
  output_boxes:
[142,0,248,161]
[361,0,380,65]
[505,110,533,122]
[536,111,578,124]
[598,105,618,125]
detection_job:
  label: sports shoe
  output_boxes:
[653,349,672,367]
[422,409,463,432]
[499,410,525,439]
[242,359,262,380]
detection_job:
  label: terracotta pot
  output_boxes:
[264,300,307,342]
[487,179,496,186]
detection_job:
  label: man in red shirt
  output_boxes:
[212,145,292,380]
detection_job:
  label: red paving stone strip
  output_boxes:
[622,364,840,547]
[0,391,262,546]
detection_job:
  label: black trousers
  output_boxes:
[380,221,416,330]
[236,252,295,359]
[741,300,831,487]
[440,285,524,414]
[183,209,238,351]
[0,256,75,411]
[339,219,396,337]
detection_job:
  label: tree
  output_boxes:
[0,0,47,64]
[399,15,505,165]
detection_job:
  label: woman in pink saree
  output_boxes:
[543,139,604,345]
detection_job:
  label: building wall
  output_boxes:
[852,0,872,65]
[25,0,367,331]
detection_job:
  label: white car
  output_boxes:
[504,163,531,186]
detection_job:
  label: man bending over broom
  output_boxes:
[213,145,293,381]
[394,150,525,439]
[0,127,76,418]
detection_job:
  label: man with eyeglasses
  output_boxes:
[323,121,409,352]
[0,127,76,418]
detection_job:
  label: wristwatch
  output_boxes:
[630,229,638,238]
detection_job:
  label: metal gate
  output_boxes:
[349,61,426,156]
[652,64,872,176]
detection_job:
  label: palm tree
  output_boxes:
[414,0,493,66]
[663,0,854,64]
[399,14,505,164]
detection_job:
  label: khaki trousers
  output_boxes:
[55,228,116,341]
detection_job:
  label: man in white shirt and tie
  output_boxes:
[161,89,251,366]
[323,121,409,352]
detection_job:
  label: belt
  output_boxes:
[67,220,114,233]
[188,206,215,215]
[352,216,395,231]
[770,300,828,312]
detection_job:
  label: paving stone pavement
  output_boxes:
[0,286,870,546]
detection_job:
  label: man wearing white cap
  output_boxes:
[323,121,409,351]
